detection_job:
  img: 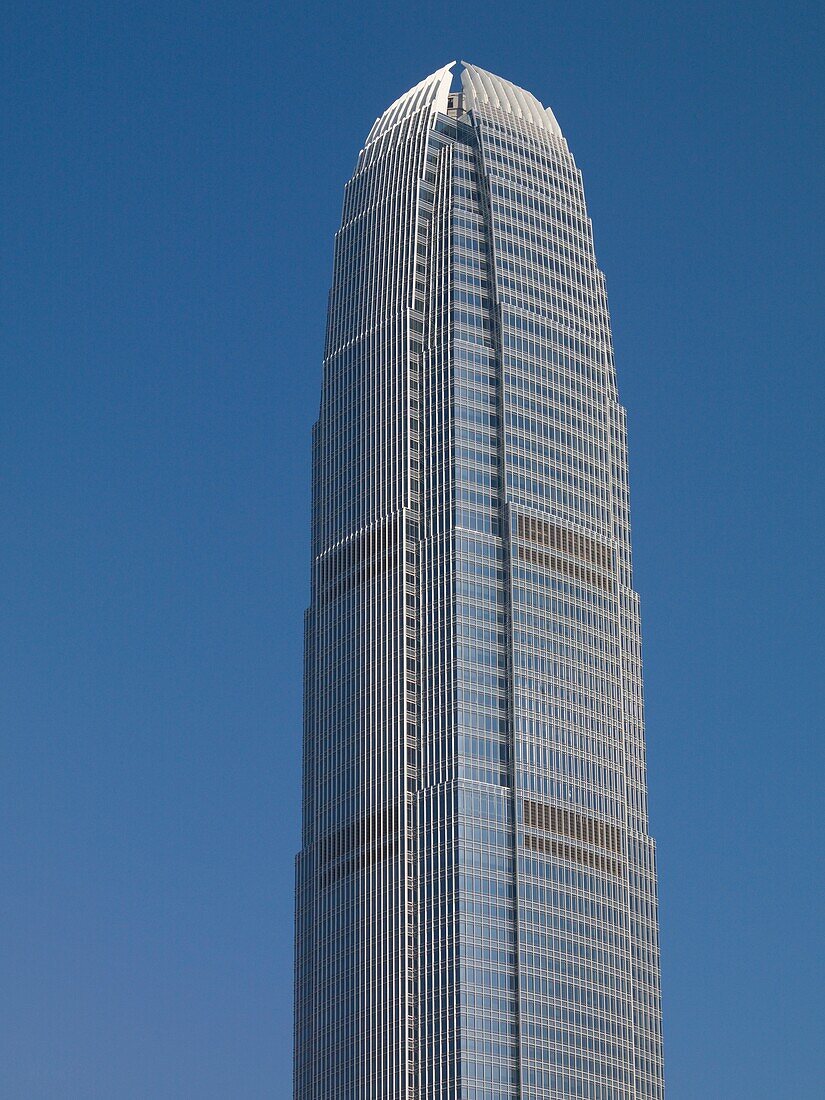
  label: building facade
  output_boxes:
[295,63,664,1100]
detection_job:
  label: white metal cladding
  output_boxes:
[366,64,455,147]
[461,63,563,140]
[295,63,665,1100]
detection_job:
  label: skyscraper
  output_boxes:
[295,62,664,1100]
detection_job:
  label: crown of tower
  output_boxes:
[366,62,563,146]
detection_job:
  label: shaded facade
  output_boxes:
[295,63,664,1099]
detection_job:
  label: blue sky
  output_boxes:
[2,1,823,1096]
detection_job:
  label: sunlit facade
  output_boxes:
[295,63,664,1099]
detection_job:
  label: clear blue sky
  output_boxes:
[2,2,823,1096]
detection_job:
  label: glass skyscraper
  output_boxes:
[295,63,664,1100]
